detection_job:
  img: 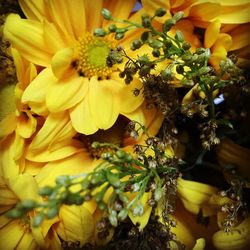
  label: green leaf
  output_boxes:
[107,171,121,187]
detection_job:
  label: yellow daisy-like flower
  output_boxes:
[0,173,60,250]
[3,0,148,135]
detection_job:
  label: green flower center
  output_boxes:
[75,33,115,79]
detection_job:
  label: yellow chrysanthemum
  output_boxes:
[0,173,60,250]
[3,0,153,135]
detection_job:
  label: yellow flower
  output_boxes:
[0,173,60,249]
[3,0,149,135]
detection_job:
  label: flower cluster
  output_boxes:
[0,1,250,250]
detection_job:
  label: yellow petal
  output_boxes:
[8,173,39,200]
[70,95,99,135]
[46,0,86,40]
[229,23,250,51]
[89,77,120,130]
[44,20,72,52]
[204,20,221,49]
[56,205,94,245]
[16,111,37,138]
[28,112,70,151]
[189,3,221,21]
[16,230,37,250]
[51,47,75,79]
[26,139,84,162]
[46,74,87,112]
[192,238,206,250]
[0,220,26,250]
[0,114,17,138]
[214,3,250,24]
[35,151,93,187]
[113,75,144,113]
[0,176,18,205]
[103,0,137,20]
[3,14,53,67]
[22,67,56,105]
[19,0,46,21]
[0,134,22,179]
[84,0,103,32]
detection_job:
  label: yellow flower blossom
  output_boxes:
[3,0,152,135]
[0,173,60,249]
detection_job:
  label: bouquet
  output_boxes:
[0,0,249,249]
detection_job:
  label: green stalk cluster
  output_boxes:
[7,126,180,228]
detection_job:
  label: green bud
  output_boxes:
[115,32,125,40]
[118,193,129,204]
[131,39,142,50]
[108,24,117,32]
[138,55,149,65]
[65,193,84,205]
[7,208,24,219]
[163,19,176,32]
[175,30,184,42]
[149,40,163,49]
[132,202,144,216]
[141,31,149,42]
[173,11,184,22]
[152,49,160,57]
[118,208,128,221]
[81,178,90,189]
[139,65,151,77]
[141,14,151,28]
[91,173,104,184]
[161,68,172,80]
[98,201,107,210]
[182,41,191,50]
[107,171,121,187]
[101,8,112,20]
[39,186,54,196]
[154,187,163,201]
[94,191,105,203]
[47,207,58,219]
[176,65,184,74]
[109,210,118,227]
[125,154,133,162]
[198,66,211,75]
[155,8,167,17]
[94,28,107,37]
[116,150,126,159]
[56,175,71,186]
[32,214,45,227]
[132,183,140,192]
[91,141,100,148]
[18,200,37,209]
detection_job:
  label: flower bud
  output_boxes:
[94,28,107,37]
[101,8,112,20]
[155,8,167,17]
[108,24,117,32]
